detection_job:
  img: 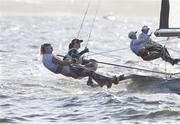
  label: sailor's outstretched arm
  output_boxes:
[68,47,89,59]
[78,47,89,56]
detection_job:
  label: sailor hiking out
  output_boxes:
[41,43,125,88]
[129,26,180,65]
[64,38,99,86]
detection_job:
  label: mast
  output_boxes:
[154,0,180,37]
[159,0,169,29]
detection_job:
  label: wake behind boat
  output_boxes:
[114,74,180,94]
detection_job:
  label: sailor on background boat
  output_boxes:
[128,29,180,65]
[138,25,163,48]
[64,39,98,86]
[41,43,124,88]
[138,26,151,41]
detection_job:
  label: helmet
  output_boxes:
[141,25,150,32]
[128,31,137,39]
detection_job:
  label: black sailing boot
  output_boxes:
[113,74,125,85]
[87,77,94,86]
[105,81,112,88]
[172,59,180,65]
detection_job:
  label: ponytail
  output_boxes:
[68,43,73,49]
[40,43,51,55]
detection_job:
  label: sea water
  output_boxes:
[1,15,180,124]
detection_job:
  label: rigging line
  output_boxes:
[163,37,170,79]
[157,40,179,45]
[88,47,130,56]
[56,54,170,75]
[151,39,180,52]
[77,0,92,38]
[172,72,180,76]
[89,51,122,60]
[155,37,179,44]
[88,51,162,68]
[153,39,180,53]
[94,60,172,75]
[86,0,101,47]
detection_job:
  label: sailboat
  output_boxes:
[131,0,180,93]
[125,0,180,78]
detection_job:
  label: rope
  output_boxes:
[86,0,101,47]
[77,0,92,38]
[94,60,173,75]
[172,72,180,75]
[151,33,180,53]
[90,52,161,70]
[89,51,122,60]
[155,37,177,44]
[88,47,130,56]
[87,50,163,69]
[56,54,180,76]
[163,37,169,79]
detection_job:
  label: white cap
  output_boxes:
[128,31,137,39]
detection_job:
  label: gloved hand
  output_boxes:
[79,47,89,56]
[84,47,89,53]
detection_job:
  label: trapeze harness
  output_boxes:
[63,48,88,63]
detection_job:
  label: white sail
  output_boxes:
[169,0,180,28]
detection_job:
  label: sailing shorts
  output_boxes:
[61,65,84,75]
[70,65,85,75]
[61,66,71,74]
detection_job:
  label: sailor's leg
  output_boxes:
[69,65,87,77]
[89,72,114,88]
[162,47,171,56]
[69,65,115,88]
[61,66,79,78]
[84,62,98,71]
[83,59,98,71]
[145,44,162,52]
[151,41,163,48]
[82,59,98,86]
[142,51,161,61]
[77,67,113,88]
[144,40,163,52]
[91,73,126,87]
[160,47,175,65]
[87,77,95,87]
